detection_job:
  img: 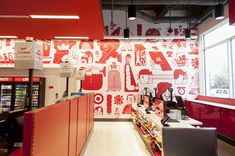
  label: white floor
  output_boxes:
[82,122,151,156]
[83,122,235,156]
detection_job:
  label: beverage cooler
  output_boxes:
[0,77,14,111]
[0,77,46,111]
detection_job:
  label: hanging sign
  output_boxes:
[76,69,85,80]
[14,41,43,70]
[60,62,73,77]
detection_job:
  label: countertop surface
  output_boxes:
[132,104,202,129]
[188,99,235,110]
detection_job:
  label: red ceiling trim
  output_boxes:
[0,0,104,40]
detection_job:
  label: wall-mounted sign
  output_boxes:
[14,41,43,70]
[14,77,40,82]
[60,62,73,77]
[76,69,85,80]
[0,77,14,82]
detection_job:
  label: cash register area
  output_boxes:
[1,91,235,156]
[0,78,234,156]
[83,91,235,156]
[83,122,235,156]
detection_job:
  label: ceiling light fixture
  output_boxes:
[124,28,129,39]
[0,36,18,39]
[215,3,224,20]
[128,0,136,20]
[54,36,89,39]
[124,9,130,39]
[167,9,173,34]
[110,0,115,30]
[185,29,191,39]
[105,36,198,40]
[30,15,80,19]
[185,9,191,39]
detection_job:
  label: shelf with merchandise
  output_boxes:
[132,102,206,156]
[132,107,162,156]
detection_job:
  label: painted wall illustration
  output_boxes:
[0,39,15,66]
[108,62,121,91]
[0,10,199,118]
[0,38,199,118]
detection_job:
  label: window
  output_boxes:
[204,23,235,47]
[232,39,235,97]
[204,43,230,98]
[201,20,235,99]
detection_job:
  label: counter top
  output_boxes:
[188,99,235,111]
[132,104,202,128]
[178,118,202,126]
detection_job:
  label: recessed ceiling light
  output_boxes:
[128,5,136,21]
[215,4,225,20]
[0,36,18,39]
[30,15,80,19]
[0,15,29,18]
[54,36,89,39]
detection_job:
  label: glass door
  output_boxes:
[32,84,39,109]
[15,84,27,110]
[0,84,12,111]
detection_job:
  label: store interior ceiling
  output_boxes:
[0,0,228,39]
[0,0,104,39]
[101,0,228,28]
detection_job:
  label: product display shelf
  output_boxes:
[132,112,158,137]
[133,123,161,156]
[132,104,163,129]
[132,103,200,156]
[132,105,163,156]
[136,104,195,128]
[137,118,155,138]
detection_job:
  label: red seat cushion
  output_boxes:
[9,148,23,156]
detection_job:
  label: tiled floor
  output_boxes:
[83,122,235,156]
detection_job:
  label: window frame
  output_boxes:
[231,38,235,98]
[200,19,235,99]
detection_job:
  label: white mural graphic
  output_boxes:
[0,10,199,118]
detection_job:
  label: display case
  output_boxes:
[0,84,13,110]
[0,78,14,111]
[132,107,162,156]
[0,77,46,111]
[186,100,235,142]
[132,104,203,156]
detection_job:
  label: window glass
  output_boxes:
[205,42,230,98]
[204,23,235,47]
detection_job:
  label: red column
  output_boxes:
[229,0,235,25]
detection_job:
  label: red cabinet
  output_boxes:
[208,106,221,133]
[187,102,201,121]
[221,109,235,139]
[186,100,235,141]
[200,104,211,127]
[77,96,87,155]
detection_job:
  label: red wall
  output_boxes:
[186,100,235,141]
[22,94,94,156]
